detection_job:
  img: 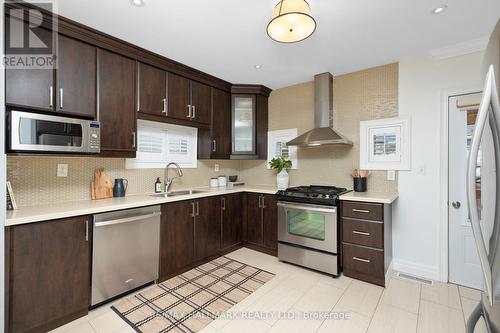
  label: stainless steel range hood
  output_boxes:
[287,73,353,146]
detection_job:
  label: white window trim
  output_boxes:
[126,120,198,169]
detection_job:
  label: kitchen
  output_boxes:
[1,1,500,333]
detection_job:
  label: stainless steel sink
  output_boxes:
[150,189,206,198]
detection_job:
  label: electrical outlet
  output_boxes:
[57,164,68,177]
[387,170,396,181]
[214,164,220,172]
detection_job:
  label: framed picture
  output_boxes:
[360,117,411,170]
[267,128,298,169]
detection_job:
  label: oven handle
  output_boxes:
[277,202,336,214]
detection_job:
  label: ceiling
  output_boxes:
[48,0,500,89]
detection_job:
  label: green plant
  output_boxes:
[269,156,292,173]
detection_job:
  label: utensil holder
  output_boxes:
[353,177,367,192]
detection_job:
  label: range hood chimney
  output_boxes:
[287,73,353,146]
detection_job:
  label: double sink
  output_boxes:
[149,189,207,198]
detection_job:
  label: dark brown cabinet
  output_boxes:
[221,193,243,250]
[194,196,221,260]
[6,216,90,333]
[167,73,211,125]
[56,35,96,117]
[137,62,167,116]
[159,200,195,280]
[245,193,278,253]
[230,85,271,160]
[97,48,137,157]
[190,80,212,125]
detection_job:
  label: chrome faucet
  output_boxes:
[164,162,183,192]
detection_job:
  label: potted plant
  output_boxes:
[269,156,292,190]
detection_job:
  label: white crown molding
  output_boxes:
[429,36,490,60]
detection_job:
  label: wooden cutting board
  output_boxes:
[91,168,113,200]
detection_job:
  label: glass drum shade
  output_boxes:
[267,0,316,43]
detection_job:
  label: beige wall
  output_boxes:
[7,157,239,207]
[240,63,399,191]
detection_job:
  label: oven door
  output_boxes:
[10,111,92,153]
[278,201,337,253]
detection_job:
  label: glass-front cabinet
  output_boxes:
[231,94,257,157]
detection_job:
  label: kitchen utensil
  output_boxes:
[91,169,113,200]
[113,178,128,197]
[353,177,367,192]
[229,175,238,182]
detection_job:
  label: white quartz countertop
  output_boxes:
[6,185,277,226]
[339,191,398,204]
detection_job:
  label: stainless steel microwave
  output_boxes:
[9,111,100,154]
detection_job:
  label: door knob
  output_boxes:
[452,201,461,209]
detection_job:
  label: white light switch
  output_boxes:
[387,170,396,181]
[57,164,68,177]
[214,164,220,172]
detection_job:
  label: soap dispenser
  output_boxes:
[155,177,162,193]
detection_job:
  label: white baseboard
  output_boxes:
[392,259,440,281]
[385,260,394,287]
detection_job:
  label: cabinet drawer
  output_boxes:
[342,201,383,221]
[342,218,383,248]
[342,243,384,277]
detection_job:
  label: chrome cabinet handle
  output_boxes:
[85,219,89,241]
[132,131,136,148]
[258,196,262,208]
[261,195,266,209]
[49,86,53,107]
[59,88,63,109]
[162,98,167,114]
[192,105,196,119]
[191,202,196,217]
[353,256,371,263]
[352,209,370,213]
[212,140,217,152]
[196,201,199,216]
[187,105,192,118]
[352,230,370,236]
[221,197,226,210]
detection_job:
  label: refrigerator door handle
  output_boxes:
[467,65,500,307]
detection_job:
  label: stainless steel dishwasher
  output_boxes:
[91,205,161,306]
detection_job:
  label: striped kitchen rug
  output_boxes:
[111,256,274,333]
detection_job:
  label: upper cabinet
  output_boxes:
[230,85,271,160]
[97,49,136,157]
[6,31,96,118]
[190,80,211,125]
[137,62,167,117]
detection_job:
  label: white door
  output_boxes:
[449,93,484,289]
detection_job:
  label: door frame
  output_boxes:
[439,87,482,283]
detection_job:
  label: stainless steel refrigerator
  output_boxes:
[467,19,500,333]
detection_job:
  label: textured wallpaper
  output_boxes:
[239,63,399,192]
[8,63,398,207]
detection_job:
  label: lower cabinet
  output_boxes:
[245,193,278,253]
[194,196,221,260]
[6,216,91,333]
[221,193,242,250]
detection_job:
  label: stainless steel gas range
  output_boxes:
[276,185,350,276]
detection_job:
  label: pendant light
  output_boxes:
[267,0,316,43]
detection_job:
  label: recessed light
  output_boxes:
[130,0,145,7]
[254,64,262,69]
[432,5,447,14]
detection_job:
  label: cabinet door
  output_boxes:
[221,193,242,249]
[167,72,191,121]
[97,49,136,155]
[212,88,231,159]
[160,201,194,279]
[7,216,90,333]
[5,23,54,111]
[262,194,278,250]
[246,193,263,245]
[256,95,269,159]
[194,196,221,260]
[137,62,167,116]
[190,80,211,125]
[232,95,256,156]
[56,35,96,118]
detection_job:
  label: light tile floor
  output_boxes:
[50,248,487,333]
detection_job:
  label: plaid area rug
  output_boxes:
[111,256,274,333]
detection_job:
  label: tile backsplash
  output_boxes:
[7,157,240,207]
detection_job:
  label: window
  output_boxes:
[125,120,197,169]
